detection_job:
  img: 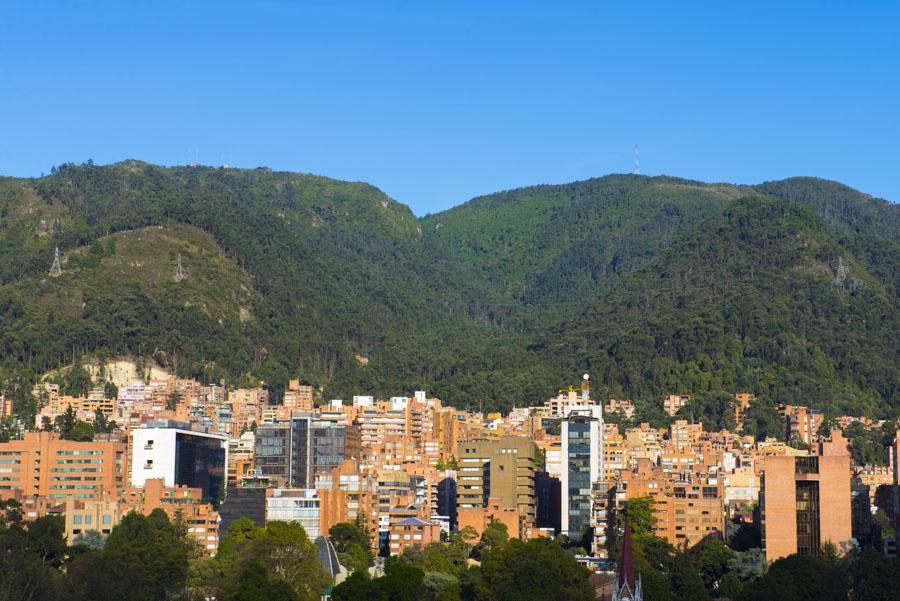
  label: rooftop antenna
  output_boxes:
[49,247,62,277]
[634,144,640,175]
[174,252,185,282]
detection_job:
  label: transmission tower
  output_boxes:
[174,252,185,282]
[634,144,640,175]
[834,256,849,288]
[49,247,62,277]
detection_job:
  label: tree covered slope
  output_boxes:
[0,162,896,417]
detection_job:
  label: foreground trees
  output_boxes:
[4,495,900,601]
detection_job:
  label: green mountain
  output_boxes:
[0,162,896,419]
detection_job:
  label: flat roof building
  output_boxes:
[760,454,852,561]
[131,421,228,505]
[0,431,127,501]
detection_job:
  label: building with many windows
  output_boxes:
[457,436,536,524]
[560,405,604,537]
[0,431,127,501]
[266,488,321,538]
[255,414,359,489]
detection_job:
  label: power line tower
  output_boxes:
[174,252,185,282]
[834,256,849,288]
[634,144,640,175]
[49,247,62,277]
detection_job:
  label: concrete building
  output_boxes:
[778,405,825,446]
[65,478,220,553]
[662,395,691,417]
[0,431,127,501]
[457,436,536,525]
[131,421,228,505]
[283,380,314,412]
[760,454,852,561]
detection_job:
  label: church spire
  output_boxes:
[613,521,642,601]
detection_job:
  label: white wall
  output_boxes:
[131,429,177,487]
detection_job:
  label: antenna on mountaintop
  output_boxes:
[174,253,185,282]
[634,144,640,175]
[49,247,62,277]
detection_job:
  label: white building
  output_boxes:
[131,421,228,504]
[266,489,321,538]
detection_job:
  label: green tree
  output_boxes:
[742,398,785,441]
[740,554,849,601]
[695,537,734,591]
[222,560,299,601]
[69,420,95,442]
[65,509,192,601]
[329,519,374,573]
[377,556,425,601]
[617,496,657,538]
[474,537,594,601]
[166,391,181,411]
[472,518,509,560]
[62,362,92,397]
[331,570,386,601]
[668,551,711,601]
[0,499,57,601]
[847,550,900,601]
[218,520,328,601]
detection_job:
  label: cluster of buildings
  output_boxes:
[2,373,899,568]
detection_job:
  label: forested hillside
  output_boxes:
[0,162,896,418]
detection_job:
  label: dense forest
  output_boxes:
[0,162,897,418]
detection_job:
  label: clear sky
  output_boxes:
[1,1,897,214]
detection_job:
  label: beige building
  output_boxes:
[457,436,536,525]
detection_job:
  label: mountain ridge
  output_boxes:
[0,161,896,420]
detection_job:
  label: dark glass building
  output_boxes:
[254,413,359,488]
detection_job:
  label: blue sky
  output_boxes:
[1,1,897,214]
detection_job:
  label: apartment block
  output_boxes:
[662,395,691,416]
[778,405,825,446]
[0,431,127,501]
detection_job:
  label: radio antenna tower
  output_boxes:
[174,253,185,282]
[49,247,62,277]
[634,144,640,175]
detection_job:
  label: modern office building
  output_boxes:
[760,454,851,561]
[131,421,228,505]
[560,405,604,537]
[255,413,359,489]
